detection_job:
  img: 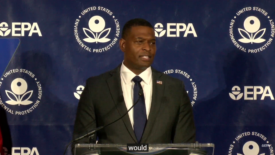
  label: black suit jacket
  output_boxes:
[73,65,196,145]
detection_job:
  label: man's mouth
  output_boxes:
[139,55,150,60]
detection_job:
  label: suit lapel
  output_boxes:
[141,69,164,143]
[106,66,137,143]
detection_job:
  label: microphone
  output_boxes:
[63,89,144,155]
[74,89,144,141]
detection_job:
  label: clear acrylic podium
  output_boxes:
[74,143,215,155]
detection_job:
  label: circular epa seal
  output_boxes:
[229,6,275,53]
[163,69,197,106]
[228,131,274,155]
[74,6,120,53]
[0,69,42,115]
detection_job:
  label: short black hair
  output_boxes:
[122,18,153,39]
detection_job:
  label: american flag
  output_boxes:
[156,80,162,84]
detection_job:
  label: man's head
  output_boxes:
[119,18,156,75]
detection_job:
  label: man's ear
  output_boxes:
[119,38,126,52]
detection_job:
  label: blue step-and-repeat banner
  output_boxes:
[1,0,275,154]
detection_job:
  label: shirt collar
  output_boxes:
[120,62,152,85]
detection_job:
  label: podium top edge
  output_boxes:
[75,143,215,148]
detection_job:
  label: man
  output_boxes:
[73,18,195,146]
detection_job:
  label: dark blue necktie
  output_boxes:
[132,76,147,143]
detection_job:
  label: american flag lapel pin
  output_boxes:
[156,80,163,85]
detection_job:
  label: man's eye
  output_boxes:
[150,42,156,45]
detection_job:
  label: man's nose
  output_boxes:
[142,42,151,51]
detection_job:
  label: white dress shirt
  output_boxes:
[120,63,152,128]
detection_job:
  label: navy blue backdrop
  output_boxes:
[1,0,275,154]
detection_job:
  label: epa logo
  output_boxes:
[74,6,120,53]
[0,69,42,115]
[238,16,266,44]
[228,131,273,155]
[229,85,274,100]
[83,16,111,43]
[229,86,244,100]
[237,141,264,155]
[74,85,85,100]
[0,22,11,36]
[0,22,42,37]
[229,6,274,53]
[12,147,39,155]
[154,23,197,37]
[5,78,33,105]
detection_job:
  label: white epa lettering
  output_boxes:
[244,86,274,100]
[167,23,197,37]
[11,22,42,37]
[12,147,39,155]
